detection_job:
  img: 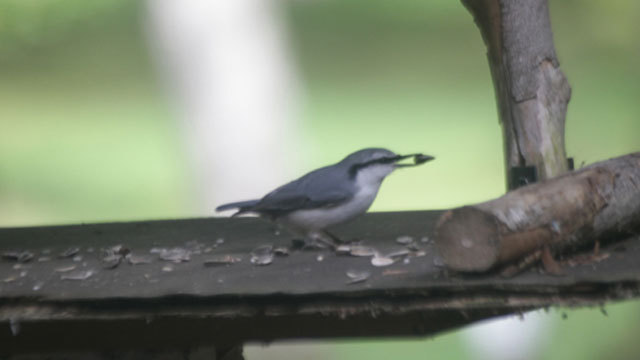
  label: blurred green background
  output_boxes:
[0,0,638,359]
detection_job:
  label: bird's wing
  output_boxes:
[253,167,353,215]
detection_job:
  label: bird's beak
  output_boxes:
[394,153,435,168]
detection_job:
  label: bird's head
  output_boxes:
[342,148,434,185]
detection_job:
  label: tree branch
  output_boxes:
[463,0,572,188]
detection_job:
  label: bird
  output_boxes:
[215,148,434,247]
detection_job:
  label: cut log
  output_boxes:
[435,152,640,272]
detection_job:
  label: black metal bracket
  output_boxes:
[510,165,538,189]
[510,157,575,190]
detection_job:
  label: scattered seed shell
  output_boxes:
[250,254,274,266]
[162,265,174,272]
[126,254,152,265]
[61,270,94,281]
[32,282,44,291]
[346,270,370,284]
[335,245,352,255]
[250,245,274,266]
[384,249,411,258]
[101,254,122,269]
[158,248,191,263]
[371,256,395,267]
[349,246,377,257]
[204,255,242,266]
[396,236,414,245]
[273,247,289,256]
[2,251,34,263]
[59,247,80,258]
[55,265,77,273]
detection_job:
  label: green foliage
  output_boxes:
[0,0,134,61]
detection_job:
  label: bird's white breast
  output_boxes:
[283,184,381,231]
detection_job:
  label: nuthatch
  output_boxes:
[216,148,434,246]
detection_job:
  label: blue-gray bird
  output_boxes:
[216,148,434,246]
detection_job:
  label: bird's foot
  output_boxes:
[290,236,332,251]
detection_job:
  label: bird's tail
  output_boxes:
[215,200,260,217]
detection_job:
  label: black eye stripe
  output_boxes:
[348,156,398,178]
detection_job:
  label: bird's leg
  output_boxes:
[323,230,347,244]
[274,221,320,250]
[306,230,338,250]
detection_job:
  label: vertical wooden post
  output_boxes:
[462,0,572,189]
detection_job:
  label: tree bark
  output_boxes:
[435,152,640,272]
[462,0,572,189]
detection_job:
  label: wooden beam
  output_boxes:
[2,211,640,355]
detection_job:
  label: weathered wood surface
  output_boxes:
[463,0,572,188]
[435,152,640,272]
[1,211,640,354]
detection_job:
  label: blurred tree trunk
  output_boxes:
[145,0,302,213]
[463,0,572,190]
